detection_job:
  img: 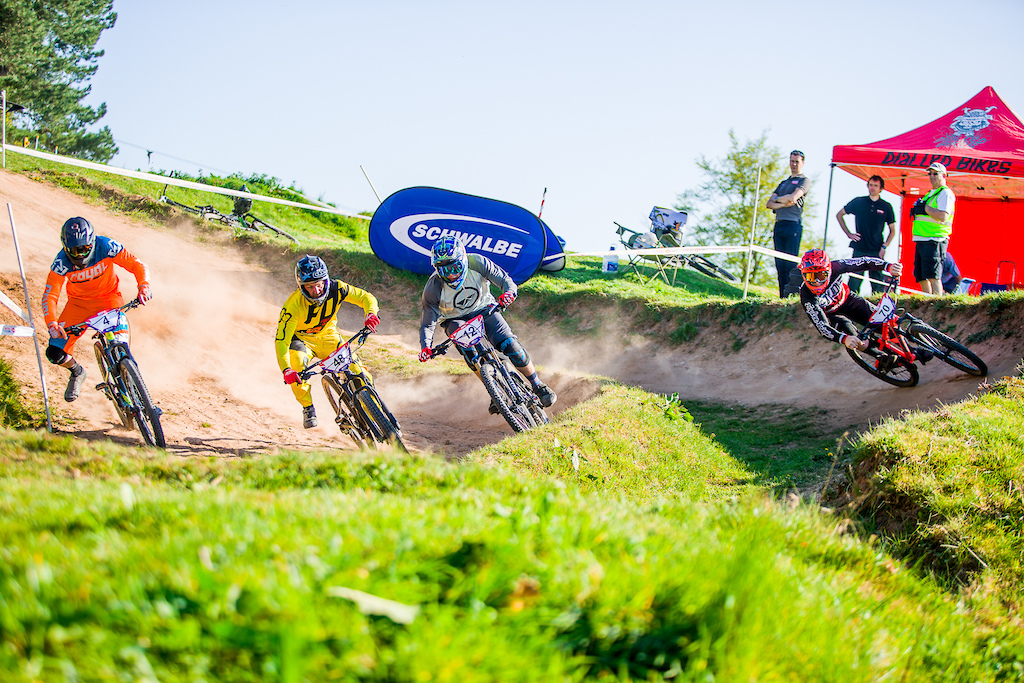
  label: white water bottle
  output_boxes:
[602,245,619,273]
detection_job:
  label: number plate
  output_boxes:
[85,309,126,333]
[451,315,485,348]
[321,343,353,373]
[869,294,897,324]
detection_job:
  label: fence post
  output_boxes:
[742,165,763,300]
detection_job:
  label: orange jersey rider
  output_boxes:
[43,217,152,402]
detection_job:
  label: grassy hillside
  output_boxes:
[2,157,1023,679]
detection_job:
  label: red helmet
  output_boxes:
[799,249,831,295]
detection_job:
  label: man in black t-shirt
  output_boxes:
[835,175,896,295]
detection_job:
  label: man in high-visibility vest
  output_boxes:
[909,162,955,295]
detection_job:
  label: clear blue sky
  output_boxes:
[90,0,1024,254]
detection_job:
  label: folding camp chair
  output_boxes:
[613,207,738,285]
[613,221,686,285]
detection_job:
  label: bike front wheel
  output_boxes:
[322,375,372,449]
[95,341,132,428]
[118,358,165,447]
[355,387,407,452]
[906,322,988,377]
[837,320,919,388]
[480,363,534,433]
[687,255,739,282]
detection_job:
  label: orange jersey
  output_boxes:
[42,236,150,325]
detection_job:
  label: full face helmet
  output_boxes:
[431,235,469,289]
[61,217,96,267]
[799,248,832,295]
[295,255,330,304]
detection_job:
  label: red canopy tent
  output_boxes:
[831,86,1024,291]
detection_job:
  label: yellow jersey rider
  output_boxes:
[276,255,380,428]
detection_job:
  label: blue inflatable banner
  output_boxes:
[539,220,566,272]
[369,187,549,284]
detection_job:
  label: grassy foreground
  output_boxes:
[2,408,1022,681]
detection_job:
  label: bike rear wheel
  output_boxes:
[322,375,372,449]
[248,216,298,243]
[837,320,919,388]
[906,322,988,377]
[480,363,534,433]
[687,254,739,282]
[118,358,165,447]
[355,387,407,452]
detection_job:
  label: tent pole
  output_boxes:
[821,163,836,250]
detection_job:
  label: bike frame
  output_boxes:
[859,283,922,366]
[298,327,401,441]
[65,300,144,423]
[430,305,542,411]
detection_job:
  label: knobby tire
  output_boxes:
[118,357,165,448]
[689,255,739,282]
[249,216,298,243]
[480,363,532,433]
[837,319,919,388]
[906,322,988,377]
[322,375,372,449]
[95,341,132,428]
[355,388,407,452]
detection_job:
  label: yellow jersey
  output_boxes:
[275,279,379,371]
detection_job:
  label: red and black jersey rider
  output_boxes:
[797,249,903,352]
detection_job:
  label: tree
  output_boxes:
[0,0,117,161]
[675,130,817,288]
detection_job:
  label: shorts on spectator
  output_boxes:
[913,240,946,282]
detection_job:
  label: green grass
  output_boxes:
[2,426,1022,681]
[845,368,1024,608]
[684,400,859,489]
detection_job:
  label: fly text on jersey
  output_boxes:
[410,224,524,259]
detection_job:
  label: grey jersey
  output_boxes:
[772,174,811,222]
[419,253,516,348]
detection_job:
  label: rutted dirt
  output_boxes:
[1,169,1021,459]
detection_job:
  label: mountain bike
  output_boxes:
[297,327,406,451]
[427,304,549,433]
[157,184,298,242]
[837,281,988,387]
[65,299,165,447]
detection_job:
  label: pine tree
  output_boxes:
[0,0,117,161]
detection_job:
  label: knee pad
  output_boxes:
[498,338,530,368]
[45,345,69,365]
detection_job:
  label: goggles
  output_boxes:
[67,245,92,261]
[802,269,829,287]
[436,259,465,283]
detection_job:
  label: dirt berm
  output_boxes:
[2,170,1021,458]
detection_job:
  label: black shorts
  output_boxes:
[913,240,946,282]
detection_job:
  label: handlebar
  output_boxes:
[427,303,505,360]
[297,326,374,381]
[64,299,143,337]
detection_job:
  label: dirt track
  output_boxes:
[2,169,1021,458]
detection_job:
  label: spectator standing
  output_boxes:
[909,162,955,295]
[835,175,896,294]
[767,150,811,297]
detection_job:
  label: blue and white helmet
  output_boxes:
[295,255,330,304]
[431,235,468,289]
[61,217,96,267]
